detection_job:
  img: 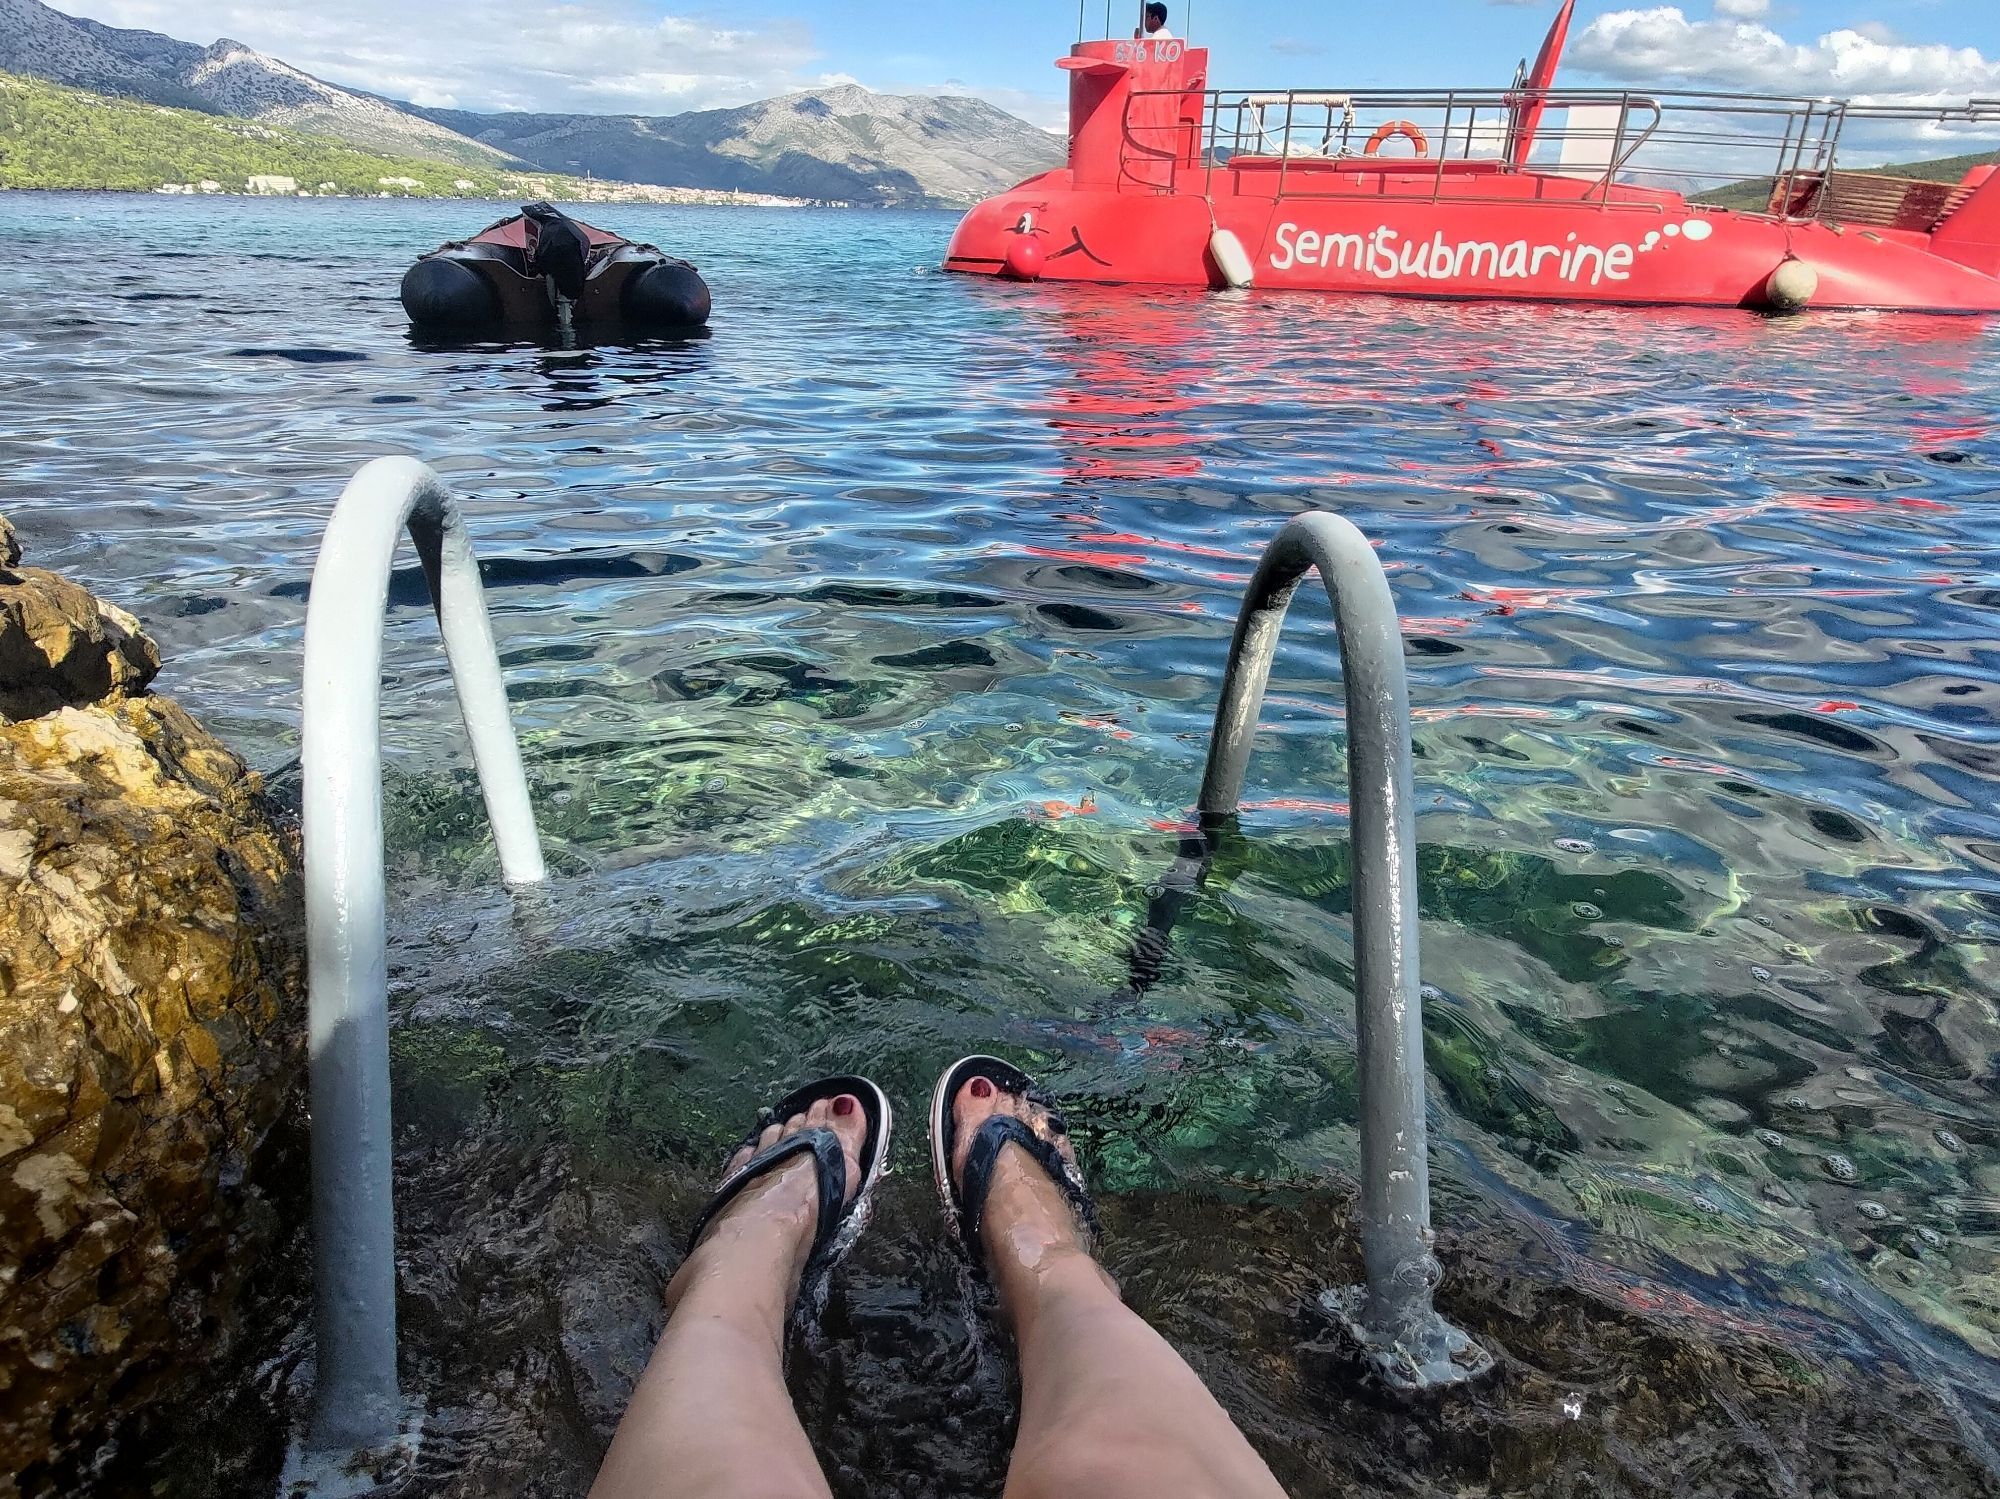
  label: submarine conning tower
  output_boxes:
[1062,36,1211,191]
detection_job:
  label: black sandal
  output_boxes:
[927,1055,1098,1269]
[686,1074,893,1309]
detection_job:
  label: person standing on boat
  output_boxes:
[1136,2,1174,39]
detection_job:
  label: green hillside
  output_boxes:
[1692,149,1997,213]
[0,70,544,196]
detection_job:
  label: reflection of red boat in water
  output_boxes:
[944,1,2000,312]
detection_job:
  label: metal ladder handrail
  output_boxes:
[1195,511,1490,1390]
[301,456,547,1453]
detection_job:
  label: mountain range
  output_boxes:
[0,0,1062,205]
[407,89,1065,207]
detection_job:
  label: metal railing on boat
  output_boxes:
[292,473,1484,1473]
[1119,84,2000,223]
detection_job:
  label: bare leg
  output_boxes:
[592,1094,869,1499]
[948,1078,1289,1499]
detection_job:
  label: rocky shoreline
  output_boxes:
[0,517,304,1494]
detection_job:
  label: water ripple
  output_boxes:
[4,193,1999,1496]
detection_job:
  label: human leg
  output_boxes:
[939,1070,1288,1499]
[591,1090,874,1499]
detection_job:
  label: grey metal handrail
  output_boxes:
[300,456,546,1455]
[1198,512,1490,1390]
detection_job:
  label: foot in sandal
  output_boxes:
[929,1056,1289,1499]
[592,1076,891,1499]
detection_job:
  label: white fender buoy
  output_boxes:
[1209,228,1254,290]
[1765,257,1817,313]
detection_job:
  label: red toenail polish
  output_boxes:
[970,1078,993,1099]
[833,1096,855,1116]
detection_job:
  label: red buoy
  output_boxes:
[1002,235,1046,281]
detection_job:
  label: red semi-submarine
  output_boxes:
[944,2,2000,312]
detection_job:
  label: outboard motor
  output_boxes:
[520,201,592,303]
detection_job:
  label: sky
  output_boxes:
[50,0,2000,134]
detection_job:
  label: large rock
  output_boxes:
[0,549,160,722]
[0,524,301,1494]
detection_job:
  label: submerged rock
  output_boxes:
[0,522,301,1493]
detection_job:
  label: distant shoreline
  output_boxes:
[0,181,822,209]
[0,68,1005,215]
[0,184,961,211]
[0,72,864,211]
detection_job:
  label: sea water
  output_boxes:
[2,192,1998,1496]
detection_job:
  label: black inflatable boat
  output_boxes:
[400,202,711,335]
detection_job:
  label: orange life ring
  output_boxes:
[1363,120,1429,158]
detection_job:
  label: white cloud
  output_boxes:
[1269,38,1328,57]
[1711,0,1767,19]
[1571,7,2000,104]
[47,0,1037,120]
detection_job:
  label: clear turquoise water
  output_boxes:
[3,192,1999,1495]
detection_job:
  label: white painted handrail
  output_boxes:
[301,456,545,1452]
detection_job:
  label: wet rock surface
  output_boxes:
[0,521,302,1495]
[108,1149,2000,1499]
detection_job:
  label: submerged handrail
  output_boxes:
[1196,512,1490,1390]
[301,456,546,1451]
